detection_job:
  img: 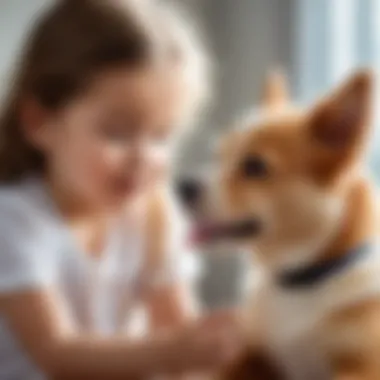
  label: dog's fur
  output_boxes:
[189,70,380,379]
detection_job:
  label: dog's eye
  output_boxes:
[241,156,268,178]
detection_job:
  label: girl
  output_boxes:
[0,0,244,379]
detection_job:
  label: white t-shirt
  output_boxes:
[0,176,200,380]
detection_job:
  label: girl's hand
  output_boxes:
[169,309,246,373]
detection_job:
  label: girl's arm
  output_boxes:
[142,189,201,331]
[143,282,203,380]
[0,288,231,380]
[0,289,175,379]
[145,282,198,331]
[139,190,207,380]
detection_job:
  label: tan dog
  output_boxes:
[178,70,380,379]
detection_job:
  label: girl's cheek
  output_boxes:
[99,144,129,169]
[150,143,169,163]
[148,143,170,170]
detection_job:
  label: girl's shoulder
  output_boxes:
[0,177,54,229]
[0,178,62,293]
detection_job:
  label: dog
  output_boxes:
[177,69,380,379]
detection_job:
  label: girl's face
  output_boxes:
[29,67,186,210]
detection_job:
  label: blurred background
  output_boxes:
[1,0,380,308]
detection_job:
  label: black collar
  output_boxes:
[277,243,371,289]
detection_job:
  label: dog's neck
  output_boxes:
[254,175,378,279]
[318,176,377,263]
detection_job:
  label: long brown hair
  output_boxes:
[0,0,208,182]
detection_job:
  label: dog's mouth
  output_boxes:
[189,218,262,245]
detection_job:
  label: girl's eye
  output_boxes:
[99,121,173,145]
[240,155,269,179]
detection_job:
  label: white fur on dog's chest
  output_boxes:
[257,284,330,380]
[247,248,380,380]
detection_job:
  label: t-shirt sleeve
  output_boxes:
[0,197,55,293]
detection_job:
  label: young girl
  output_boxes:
[0,0,244,379]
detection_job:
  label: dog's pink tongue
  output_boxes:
[188,218,260,247]
[189,223,221,245]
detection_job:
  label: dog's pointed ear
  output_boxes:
[309,70,373,149]
[308,70,374,183]
[261,69,289,108]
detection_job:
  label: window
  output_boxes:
[295,0,380,180]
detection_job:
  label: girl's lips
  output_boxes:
[189,218,262,245]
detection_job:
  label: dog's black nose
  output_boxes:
[176,179,202,206]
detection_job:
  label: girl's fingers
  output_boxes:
[196,325,246,366]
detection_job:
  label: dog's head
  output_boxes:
[178,70,374,271]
